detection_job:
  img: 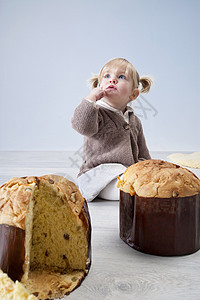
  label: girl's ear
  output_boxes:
[129,88,139,101]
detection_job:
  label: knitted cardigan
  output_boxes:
[71,99,151,176]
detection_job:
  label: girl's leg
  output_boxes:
[98,178,119,200]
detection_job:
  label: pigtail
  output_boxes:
[87,73,99,89]
[139,76,153,93]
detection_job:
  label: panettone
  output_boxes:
[0,175,91,299]
[117,159,200,256]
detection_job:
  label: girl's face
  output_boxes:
[99,65,139,111]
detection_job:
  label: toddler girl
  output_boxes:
[71,58,152,201]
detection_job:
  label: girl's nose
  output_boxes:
[110,77,118,84]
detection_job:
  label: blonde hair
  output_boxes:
[89,58,153,94]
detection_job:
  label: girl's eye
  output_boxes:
[104,74,110,78]
[119,74,126,79]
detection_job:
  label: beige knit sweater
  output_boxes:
[71,99,151,176]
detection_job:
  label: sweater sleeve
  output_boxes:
[137,123,151,161]
[71,99,100,136]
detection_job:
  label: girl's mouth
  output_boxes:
[106,85,117,90]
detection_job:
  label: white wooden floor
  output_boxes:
[0,151,200,300]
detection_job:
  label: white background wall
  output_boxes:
[0,0,199,152]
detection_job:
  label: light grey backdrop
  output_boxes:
[0,0,199,151]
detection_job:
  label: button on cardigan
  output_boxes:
[71,99,151,176]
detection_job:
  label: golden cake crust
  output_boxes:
[0,175,85,230]
[117,159,200,198]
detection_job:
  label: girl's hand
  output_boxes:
[86,87,105,102]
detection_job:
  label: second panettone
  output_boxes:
[117,159,200,256]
